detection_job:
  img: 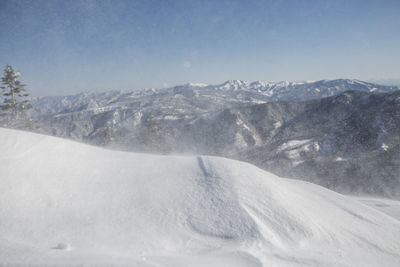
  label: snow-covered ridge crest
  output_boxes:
[33,78,399,99]
[30,78,398,117]
[1,128,400,266]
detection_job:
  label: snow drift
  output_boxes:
[0,128,399,266]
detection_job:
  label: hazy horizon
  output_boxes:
[22,77,399,98]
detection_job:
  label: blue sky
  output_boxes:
[1,0,399,96]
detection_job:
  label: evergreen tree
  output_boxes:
[0,65,36,129]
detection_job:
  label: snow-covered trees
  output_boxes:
[0,65,36,130]
[100,123,115,146]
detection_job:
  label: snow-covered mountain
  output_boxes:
[233,90,400,197]
[1,128,400,266]
[27,79,400,198]
[78,89,399,198]
[30,78,398,144]
[31,79,397,119]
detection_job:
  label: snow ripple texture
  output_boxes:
[0,128,400,267]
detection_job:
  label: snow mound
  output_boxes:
[0,128,399,266]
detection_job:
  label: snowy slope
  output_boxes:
[1,128,400,266]
[353,197,400,221]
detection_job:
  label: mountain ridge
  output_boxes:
[23,79,400,198]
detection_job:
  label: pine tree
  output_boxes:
[0,65,36,129]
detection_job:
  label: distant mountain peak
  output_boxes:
[185,82,209,87]
[219,79,249,89]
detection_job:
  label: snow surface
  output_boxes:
[1,128,400,266]
[353,197,400,221]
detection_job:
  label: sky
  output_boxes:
[0,0,399,96]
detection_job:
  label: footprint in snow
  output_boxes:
[51,243,72,251]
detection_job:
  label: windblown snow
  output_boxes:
[0,128,399,266]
